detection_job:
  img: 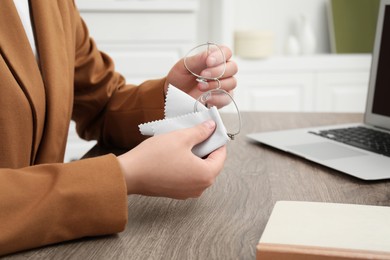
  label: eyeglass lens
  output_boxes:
[194,89,241,139]
[184,43,226,81]
[185,43,241,139]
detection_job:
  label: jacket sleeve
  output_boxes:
[0,154,128,256]
[71,3,165,149]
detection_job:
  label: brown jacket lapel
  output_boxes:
[0,0,46,164]
[0,3,128,255]
[29,0,73,163]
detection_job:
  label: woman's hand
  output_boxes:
[165,45,238,108]
[117,120,226,199]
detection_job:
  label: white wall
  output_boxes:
[233,0,331,55]
[198,0,234,46]
[77,0,330,56]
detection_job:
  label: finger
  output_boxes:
[183,120,217,146]
[204,145,227,176]
[222,60,238,78]
[206,46,227,67]
[201,60,238,79]
[199,77,237,93]
[199,61,238,91]
[207,94,233,109]
[187,45,233,74]
[204,89,235,108]
[200,62,226,80]
[220,45,233,60]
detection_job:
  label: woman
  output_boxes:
[0,0,238,255]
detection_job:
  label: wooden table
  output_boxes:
[6,112,390,260]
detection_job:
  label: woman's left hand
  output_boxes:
[165,45,238,108]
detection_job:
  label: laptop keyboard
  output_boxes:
[309,126,390,157]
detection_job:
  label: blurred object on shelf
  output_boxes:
[285,35,301,56]
[234,30,274,59]
[299,15,317,55]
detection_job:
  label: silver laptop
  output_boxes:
[247,0,390,181]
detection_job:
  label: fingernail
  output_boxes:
[204,120,216,129]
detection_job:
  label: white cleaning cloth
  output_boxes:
[139,85,230,157]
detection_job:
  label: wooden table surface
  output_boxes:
[6,112,390,260]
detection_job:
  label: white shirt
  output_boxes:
[13,0,38,60]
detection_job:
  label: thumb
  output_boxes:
[187,120,216,146]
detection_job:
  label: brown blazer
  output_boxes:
[0,0,165,255]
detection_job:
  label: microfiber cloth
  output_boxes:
[139,85,230,157]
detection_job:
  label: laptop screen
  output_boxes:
[372,5,390,117]
[365,0,390,129]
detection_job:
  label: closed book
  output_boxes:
[257,201,390,260]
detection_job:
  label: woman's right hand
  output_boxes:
[116,120,226,199]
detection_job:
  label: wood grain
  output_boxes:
[5,112,390,260]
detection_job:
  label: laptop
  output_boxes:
[247,0,390,181]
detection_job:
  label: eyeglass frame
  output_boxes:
[183,42,242,140]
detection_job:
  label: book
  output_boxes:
[257,201,390,260]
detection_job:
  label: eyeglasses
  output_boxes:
[184,42,241,140]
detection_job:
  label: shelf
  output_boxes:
[76,0,198,12]
[235,54,372,73]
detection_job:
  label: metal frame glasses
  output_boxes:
[184,42,241,140]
